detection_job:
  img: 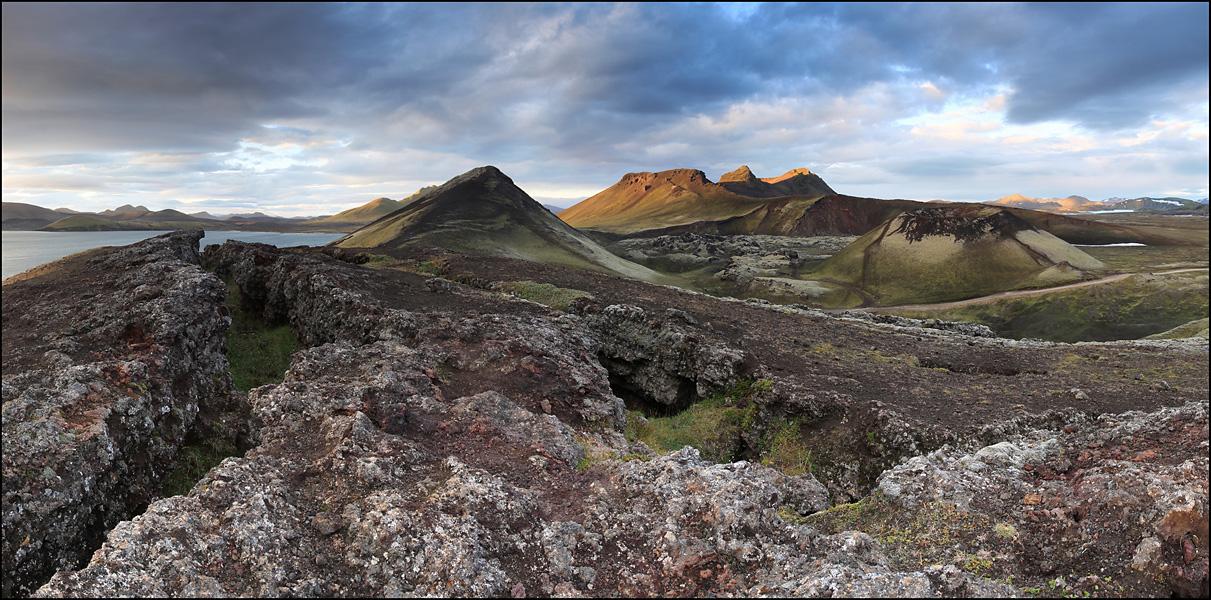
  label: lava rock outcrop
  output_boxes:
[2,231,243,596]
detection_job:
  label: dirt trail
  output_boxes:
[852,267,1208,313]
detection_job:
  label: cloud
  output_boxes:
[2,2,1207,214]
[1001,3,1209,129]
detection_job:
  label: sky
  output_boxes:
[2,2,1208,217]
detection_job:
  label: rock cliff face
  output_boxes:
[5,235,1207,597]
[2,231,244,597]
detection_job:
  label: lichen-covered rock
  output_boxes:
[26,237,1207,598]
[36,335,844,598]
[204,241,419,346]
[875,401,1209,597]
[205,241,626,429]
[2,230,242,596]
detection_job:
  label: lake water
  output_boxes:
[2,230,346,280]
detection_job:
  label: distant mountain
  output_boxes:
[2,202,77,230]
[993,194,1206,214]
[717,165,835,198]
[558,166,837,234]
[40,209,222,232]
[1099,197,1206,213]
[557,168,770,233]
[305,187,440,228]
[332,166,669,283]
[5,201,347,232]
[224,212,281,222]
[815,205,1105,305]
[98,204,151,217]
[989,194,1101,212]
[635,194,930,238]
[305,197,405,225]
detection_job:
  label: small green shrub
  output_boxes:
[759,419,815,476]
[993,522,1017,540]
[415,259,447,276]
[360,253,396,268]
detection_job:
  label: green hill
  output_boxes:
[2,202,73,230]
[306,187,440,227]
[332,166,671,283]
[39,215,208,232]
[813,205,1106,305]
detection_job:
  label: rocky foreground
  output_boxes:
[3,231,1207,597]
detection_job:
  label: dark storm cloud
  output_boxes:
[5,2,1205,156]
[3,2,1206,212]
[752,2,1208,129]
[1002,3,1210,129]
[2,3,395,151]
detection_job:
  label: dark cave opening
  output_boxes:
[599,354,698,418]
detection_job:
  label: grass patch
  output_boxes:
[359,253,397,268]
[624,379,769,464]
[414,259,448,276]
[161,439,238,497]
[759,419,815,476]
[888,272,1208,342]
[499,280,590,311]
[223,277,302,393]
[1145,317,1209,339]
[1080,244,1208,271]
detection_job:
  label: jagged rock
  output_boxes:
[875,401,1209,597]
[13,235,1209,598]
[579,303,746,409]
[34,336,838,598]
[205,241,626,429]
[2,231,243,596]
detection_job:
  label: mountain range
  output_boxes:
[990,193,1206,213]
[319,165,1207,311]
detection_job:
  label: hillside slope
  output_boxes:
[304,186,440,227]
[332,166,670,283]
[2,202,74,230]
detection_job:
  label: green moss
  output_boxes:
[223,277,302,393]
[498,281,590,311]
[624,379,769,463]
[360,253,396,267]
[758,419,814,476]
[805,494,1005,574]
[414,259,447,276]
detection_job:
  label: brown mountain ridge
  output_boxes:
[558,165,837,234]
